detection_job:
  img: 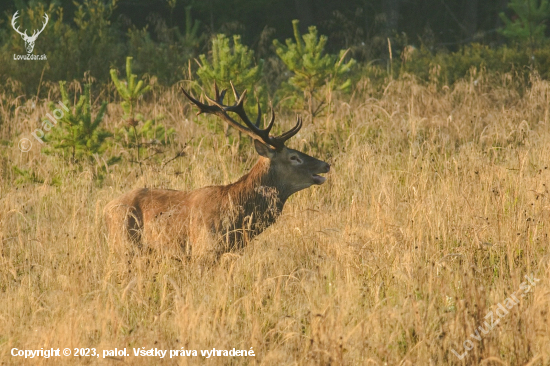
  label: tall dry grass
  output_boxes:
[1,71,550,365]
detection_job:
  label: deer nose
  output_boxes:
[323,163,330,173]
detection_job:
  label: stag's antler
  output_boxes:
[11,11,27,37]
[11,11,48,40]
[181,82,302,151]
[30,13,49,40]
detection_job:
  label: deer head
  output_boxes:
[12,11,48,54]
[181,82,330,195]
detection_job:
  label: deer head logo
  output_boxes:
[11,11,48,54]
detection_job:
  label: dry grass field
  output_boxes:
[1,71,550,365]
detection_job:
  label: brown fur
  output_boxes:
[104,149,330,260]
[105,84,329,260]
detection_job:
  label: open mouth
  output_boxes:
[312,174,327,185]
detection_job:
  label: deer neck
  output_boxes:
[227,157,289,211]
[214,158,285,247]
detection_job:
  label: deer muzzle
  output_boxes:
[312,163,330,185]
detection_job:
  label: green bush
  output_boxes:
[111,56,175,165]
[273,19,356,118]
[499,0,550,45]
[43,81,112,163]
[110,57,152,125]
[196,34,265,114]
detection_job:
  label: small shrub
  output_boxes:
[110,57,152,126]
[43,81,113,164]
[499,0,550,45]
[196,34,265,114]
[111,57,176,167]
[273,19,356,119]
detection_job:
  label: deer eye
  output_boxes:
[290,156,301,163]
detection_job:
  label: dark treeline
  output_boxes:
[1,0,511,57]
[93,0,509,53]
[0,0,548,95]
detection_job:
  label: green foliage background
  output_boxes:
[1,0,549,168]
[1,0,550,99]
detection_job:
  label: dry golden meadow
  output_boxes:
[1,71,550,365]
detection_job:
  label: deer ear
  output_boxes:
[254,140,275,158]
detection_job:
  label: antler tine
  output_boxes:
[222,89,254,124]
[198,84,280,149]
[229,103,284,149]
[230,81,240,102]
[11,11,27,36]
[38,15,47,31]
[180,87,218,115]
[264,109,275,135]
[253,102,261,127]
[219,89,227,104]
[226,87,295,149]
[276,116,302,142]
[205,91,227,108]
[28,13,48,40]
[213,81,226,104]
[224,93,271,133]
[11,11,18,28]
[181,86,263,140]
[182,83,301,151]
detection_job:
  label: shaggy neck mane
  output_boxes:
[224,157,288,207]
[223,156,292,214]
[214,157,287,245]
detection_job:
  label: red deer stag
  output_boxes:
[104,82,330,260]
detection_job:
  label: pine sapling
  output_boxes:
[273,19,356,120]
[196,34,265,136]
[44,81,111,164]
